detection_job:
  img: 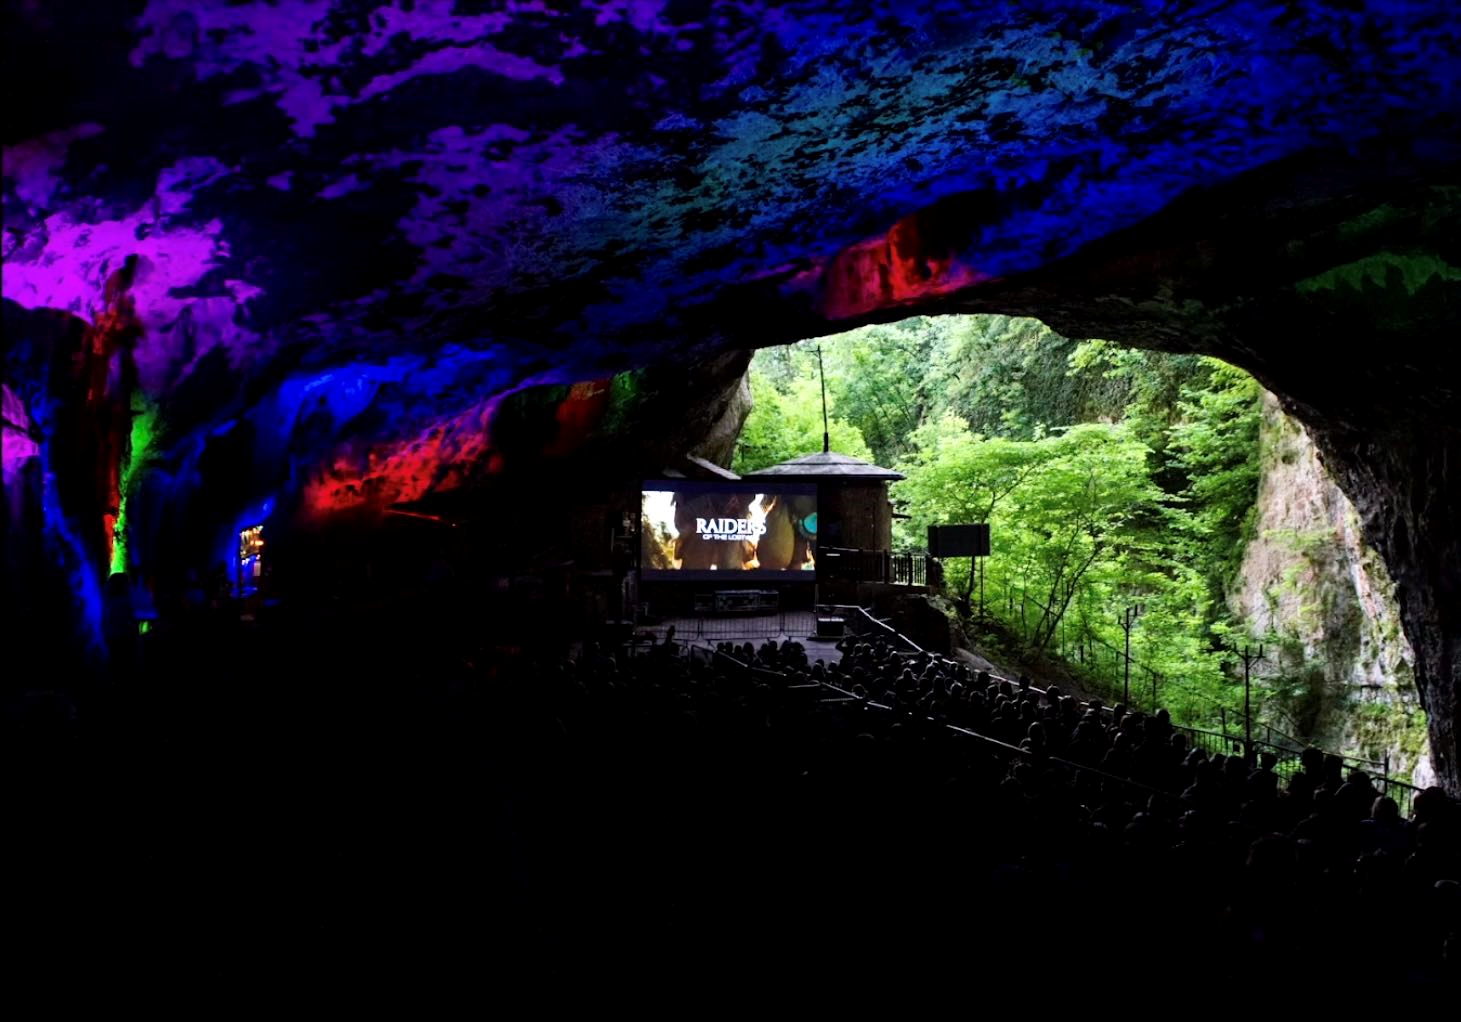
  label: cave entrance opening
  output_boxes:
[731,311,1427,786]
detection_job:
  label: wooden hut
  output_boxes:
[743,450,903,553]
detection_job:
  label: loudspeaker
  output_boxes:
[928,523,990,557]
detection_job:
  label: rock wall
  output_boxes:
[1233,392,1430,782]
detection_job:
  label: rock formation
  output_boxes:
[1234,392,1429,783]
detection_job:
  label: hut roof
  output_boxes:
[742,450,904,481]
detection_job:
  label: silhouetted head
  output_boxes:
[1412,786,1447,822]
[1246,834,1292,878]
[1247,768,1278,799]
[1415,821,1434,848]
[1370,796,1400,824]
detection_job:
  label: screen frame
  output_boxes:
[638,479,819,582]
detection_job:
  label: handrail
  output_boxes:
[852,617,1398,779]
[818,547,931,587]
[838,679,1181,805]
[706,643,1185,807]
[1011,588,1230,713]
[661,613,1421,794]
[1013,590,1398,770]
[818,603,925,654]
[659,634,1441,814]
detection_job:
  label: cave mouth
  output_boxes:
[8,312,1454,995]
[3,0,1458,795]
[733,314,1429,782]
[7,297,1430,791]
[3,168,1456,798]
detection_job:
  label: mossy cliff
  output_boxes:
[1232,392,1430,783]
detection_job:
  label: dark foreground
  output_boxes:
[7,610,1457,1004]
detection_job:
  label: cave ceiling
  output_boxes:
[3,0,1460,514]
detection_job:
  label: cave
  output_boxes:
[4,0,1459,991]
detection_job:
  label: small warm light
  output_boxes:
[238,524,266,593]
[238,524,265,558]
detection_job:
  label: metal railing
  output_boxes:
[819,603,925,653]
[648,598,1434,811]
[1196,711,1423,815]
[668,610,818,642]
[889,550,930,587]
[706,644,1187,810]
[967,587,1429,795]
[821,647,1429,815]
[818,547,931,586]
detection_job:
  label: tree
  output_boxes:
[996,424,1167,652]
[892,415,1052,612]
[1167,359,1262,593]
[735,315,1261,732]
[733,368,873,474]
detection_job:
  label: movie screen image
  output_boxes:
[640,483,817,580]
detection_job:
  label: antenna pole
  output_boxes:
[817,344,830,453]
[1239,643,1266,766]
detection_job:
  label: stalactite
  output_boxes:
[75,258,144,575]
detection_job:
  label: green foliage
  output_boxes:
[1066,340,1212,482]
[733,367,873,473]
[928,316,1136,444]
[749,320,952,467]
[754,316,1215,468]
[890,415,1234,722]
[1296,250,1461,296]
[1348,699,1430,782]
[1167,360,1263,593]
[739,315,1263,731]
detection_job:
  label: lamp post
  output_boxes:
[816,343,830,455]
[1119,603,1144,706]
[1238,643,1266,766]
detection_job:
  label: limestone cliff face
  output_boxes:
[1233,392,1430,784]
[687,361,754,469]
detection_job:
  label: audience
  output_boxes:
[9,616,1455,991]
[519,630,1459,982]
